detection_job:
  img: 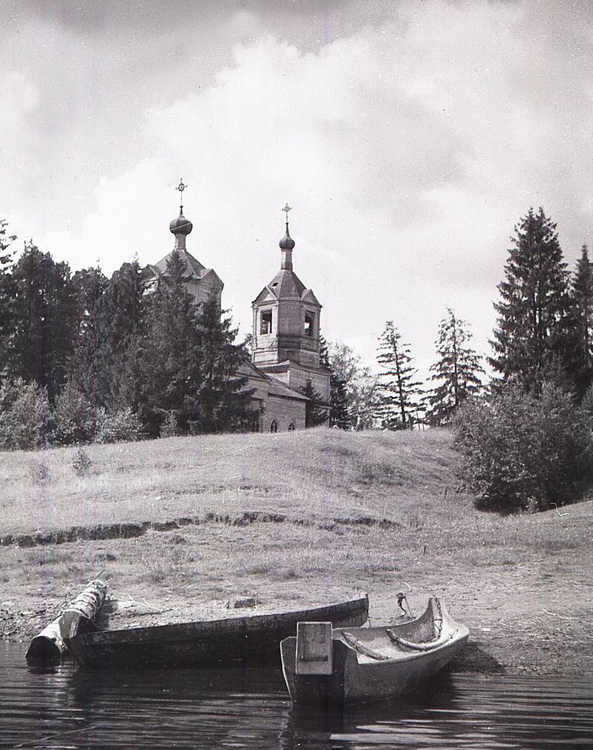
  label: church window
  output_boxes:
[304,312,315,337]
[270,419,278,433]
[261,310,273,335]
[288,422,296,431]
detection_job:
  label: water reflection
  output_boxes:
[1,642,592,749]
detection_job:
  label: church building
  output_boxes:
[144,183,329,432]
[246,205,330,431]
[141,180,224,308]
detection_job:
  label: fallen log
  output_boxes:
[26,579,108,665]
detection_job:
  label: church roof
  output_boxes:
[154,248,206,280]
[252,273,321,307]
[268,268,306,298]
[238,355,309,401]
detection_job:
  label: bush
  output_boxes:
[95,407,143,443]
[160,410,180,438]
[72,446,92,476]
[51,383,94,446]
[454,382,593,513]
[0,378,50,450]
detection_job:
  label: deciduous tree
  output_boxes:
[454,382,593,512]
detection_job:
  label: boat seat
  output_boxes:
[387,628,456,651]
[340,631,391,661]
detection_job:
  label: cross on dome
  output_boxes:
[176,178,187,211]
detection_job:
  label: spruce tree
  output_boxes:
[300,379,329,427]
[140,250,202,435]
[376,321,423,429]
[328,340,378,429]
[570,243,593,400]
[8,242,78,400]
[193,292,254,433]
[427,307,484,425]
[101,260,145,411]
[320,336,350,429]
[69,267,109,407]
[490,208,574,394]
[0,220,16,377]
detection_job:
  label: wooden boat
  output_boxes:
[65,593,368,669]
[280,597,469,706]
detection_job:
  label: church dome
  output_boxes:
[170,213,193,235]
[279,226,295,250]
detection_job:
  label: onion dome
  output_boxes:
[169,212,193,235]
[279,224,295,250]
[279,203,295,249]
[170,178,193,236]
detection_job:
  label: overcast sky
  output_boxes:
[1,0,591,377]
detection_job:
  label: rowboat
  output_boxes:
[280,597,469,706]
[65,594,368,669]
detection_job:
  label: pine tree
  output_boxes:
[570,243,593,400]
[427,308,484,425]
[376,321,423,429]
[490,208,574,394]
[193,292,254,433]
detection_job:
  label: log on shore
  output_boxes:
[26,579,108,664]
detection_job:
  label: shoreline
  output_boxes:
[1,522,591,680]
[2,430,591,680]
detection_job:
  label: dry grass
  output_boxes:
[1,427,592,677]
[0,427,465,535]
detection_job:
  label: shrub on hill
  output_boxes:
[453,382,593,513]
[0,378,50,450]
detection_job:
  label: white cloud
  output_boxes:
[1,0,592,377]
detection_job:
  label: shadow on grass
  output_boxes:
[451,641,505,674]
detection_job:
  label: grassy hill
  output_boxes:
[0,427,467,536]
[1,428,592,677]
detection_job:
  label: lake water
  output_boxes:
[1,642,592,749]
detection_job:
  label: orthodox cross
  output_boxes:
[176,178,187,211]
[282,203,292,226]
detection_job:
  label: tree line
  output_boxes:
[325,208,593,511]
[327,209,592,431]
[0,220,254,449]
[1,207,592,512]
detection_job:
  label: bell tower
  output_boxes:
[251,206,329,405]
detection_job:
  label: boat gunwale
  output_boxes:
[333,598,468,665]
[69,594,369,647]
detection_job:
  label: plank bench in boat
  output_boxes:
[280,597,469,705]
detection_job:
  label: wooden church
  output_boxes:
[144,186,329,432]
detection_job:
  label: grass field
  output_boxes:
[1,427,591,677]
